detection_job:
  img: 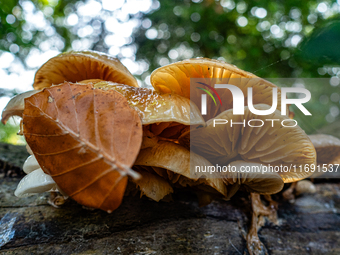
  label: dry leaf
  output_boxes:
[22,82,143,212]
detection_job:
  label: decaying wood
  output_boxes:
[0,143,28,178]
[0,142,340,254]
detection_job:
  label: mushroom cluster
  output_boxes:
[2,51,330,255]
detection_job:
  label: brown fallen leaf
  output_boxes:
[22,82,143,212]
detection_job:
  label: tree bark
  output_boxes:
[0,142,339,254]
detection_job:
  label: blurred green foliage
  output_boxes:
[299,19,340,64]
[0,0,77,57]
[0,122,25,145]
[133,0,339,78]
[0,0,339,144]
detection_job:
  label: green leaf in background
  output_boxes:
[0,122,25,145]
[299,18,340,65]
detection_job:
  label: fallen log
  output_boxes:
[0,142,339,254]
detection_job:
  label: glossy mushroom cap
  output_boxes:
[33,50,138,89]
[92,81,204,126]
[151,58,286,120]
[93,81,205,140]
[180,104,316,183]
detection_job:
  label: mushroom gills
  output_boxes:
[223,160,284,196]
[134,141,228,201]
[182,104,316,183]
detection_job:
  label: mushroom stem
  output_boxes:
[247,193,277,255]
[282,182,297,202]
[48,191,67,208]
[263,194,278,210]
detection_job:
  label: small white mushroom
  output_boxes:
[23,155,40,174]
[17,148,67,200]
[1,90,40,124]
[295,180,316,196]
[26,144,34,155]
[14,168,57,198]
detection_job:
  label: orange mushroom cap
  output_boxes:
[151,58,287,120]
[33,50,138,90]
